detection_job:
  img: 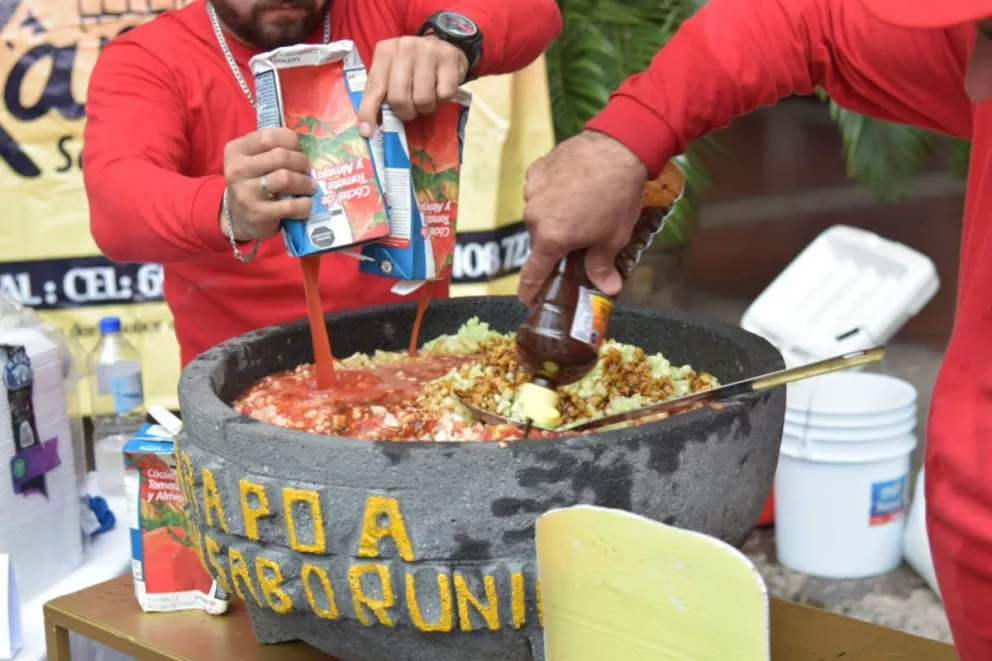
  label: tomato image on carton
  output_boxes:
[250,42,391,257]
[358,89,472,294]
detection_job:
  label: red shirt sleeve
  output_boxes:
[586,0,974,178]
[402,0,562,76]
[83,39,231,264]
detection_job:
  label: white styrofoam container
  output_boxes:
[741,225,939,367]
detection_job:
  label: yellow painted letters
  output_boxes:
[357,496,415,562]
[172,445,188,502]
[204,535,232,593]
[239,480,271,541]
[177,451,200,517]
[302,563,340,620]
[349,563,396,627]
[201,467,229,532]
[283,488,326,553]
[186,517,208,571]
[454,573,501,632]
[405,571,454,633]
[228,547,261,606]
[255,557,293,614]
[510,572,527,629]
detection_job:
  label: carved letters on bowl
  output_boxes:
[174,441,544,633]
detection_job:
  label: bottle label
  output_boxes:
[111,373,144,415]
[570,286,613,349]
[96,361,144,414]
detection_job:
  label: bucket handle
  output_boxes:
[789,327,891,460]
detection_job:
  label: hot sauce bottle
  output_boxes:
[515,163,687,429]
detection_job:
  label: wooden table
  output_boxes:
[44,575,957,661]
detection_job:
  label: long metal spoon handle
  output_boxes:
[560,345,887,433]
[750,347,887,391]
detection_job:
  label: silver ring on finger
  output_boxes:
[260,174,276,199]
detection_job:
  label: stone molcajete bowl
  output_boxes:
[175,296,785,661]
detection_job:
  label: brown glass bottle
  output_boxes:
[515,163,686,427]
[516,249,605,387]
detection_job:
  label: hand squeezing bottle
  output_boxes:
[515,163,686,429]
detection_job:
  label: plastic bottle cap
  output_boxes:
[518,382,562,428]
[99,316,121,334]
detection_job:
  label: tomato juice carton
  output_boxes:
[124,423,228,614]
[358,90,473,295]
[250,42,391,257]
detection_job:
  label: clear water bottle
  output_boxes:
[89,316,145,497]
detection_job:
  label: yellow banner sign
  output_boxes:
[0,0,553,412]
[453,60,555,297]
[0,0,189,412]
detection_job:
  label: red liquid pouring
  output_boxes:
[408,280,435,357]
[300,254,337,389]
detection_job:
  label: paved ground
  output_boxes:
[684,289,951,642]
[744,530,951,642]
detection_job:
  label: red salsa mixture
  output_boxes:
[234,353,546,442]
[233,319,720,443]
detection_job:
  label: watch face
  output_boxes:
[436,11,478,38]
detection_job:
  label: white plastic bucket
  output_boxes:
[775,373,918,579]
[785,372,916,416]
[784,402,917,430]
[782,416,916,448]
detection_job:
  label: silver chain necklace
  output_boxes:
[206,3,330,262]
[206,2,331,107]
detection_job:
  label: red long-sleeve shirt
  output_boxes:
[84,0,561,366]
[590,0,992,649]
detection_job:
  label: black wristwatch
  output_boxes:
[417,11,484,81]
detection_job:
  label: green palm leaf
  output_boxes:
[548,0,706,244]
[547,2,613,142]
[949,139,971,179]
[548,0,968,245]
[825,99,935,202]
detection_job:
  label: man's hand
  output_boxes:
[357,36,469,136]
[518,131,649,305]
[221,128,316,242]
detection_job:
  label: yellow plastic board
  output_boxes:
[536,505,770,661]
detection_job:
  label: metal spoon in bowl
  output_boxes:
[454,346,886,436]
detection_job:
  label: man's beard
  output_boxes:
[211,0,325,50]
